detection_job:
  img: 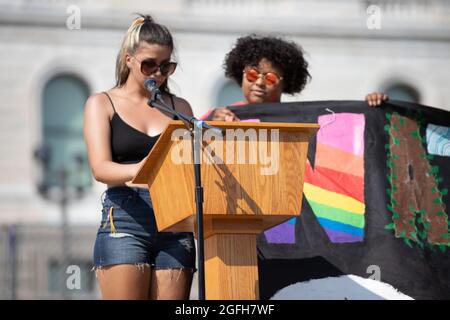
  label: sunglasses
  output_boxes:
[244,67,283,86]
[134,57,177,76]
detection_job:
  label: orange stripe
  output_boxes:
[314,143,364,178]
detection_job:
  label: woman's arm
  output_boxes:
[83,93,142,185]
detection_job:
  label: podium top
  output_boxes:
[132,120,319,184]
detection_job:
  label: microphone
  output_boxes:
[144,78,223,136]
[144,79,160,102]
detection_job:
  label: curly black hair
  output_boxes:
[224,35,311,94]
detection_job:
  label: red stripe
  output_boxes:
[305,163,365,203]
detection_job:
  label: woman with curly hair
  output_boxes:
[204,34,387,121]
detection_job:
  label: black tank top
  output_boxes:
[103,92,178,164]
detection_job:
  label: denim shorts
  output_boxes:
[93,186,196,270]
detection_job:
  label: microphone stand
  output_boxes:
[147,91,221,301]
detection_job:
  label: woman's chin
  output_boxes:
[248,95,267,104]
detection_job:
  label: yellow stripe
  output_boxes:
[304,183,365,215]
[109,207,116,234]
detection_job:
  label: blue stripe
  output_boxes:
[317,217,364,237]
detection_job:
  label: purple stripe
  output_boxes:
[264,221,296,244]
[324,227,363,243]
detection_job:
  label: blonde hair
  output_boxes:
[115,14,174,91]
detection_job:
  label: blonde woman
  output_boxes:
[83,14,195,300]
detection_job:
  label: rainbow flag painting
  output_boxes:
[304,113,366,243]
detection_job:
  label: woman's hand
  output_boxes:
[211,107,240,122]
[131,158,147,178]
[365,92,389,107]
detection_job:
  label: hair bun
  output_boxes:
[129,14,155,29]
[140,14,155,24]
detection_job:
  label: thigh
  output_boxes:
[96,264,151,300]
[149,268,194,300]
[149,232,196,299]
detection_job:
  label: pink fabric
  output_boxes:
[229,101,248,106]
[317,113,365,156]
[199,109,213,120]
[199,100,249,120]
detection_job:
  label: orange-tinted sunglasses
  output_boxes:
[244,67,283,86]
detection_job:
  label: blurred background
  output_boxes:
[0,0,449,299]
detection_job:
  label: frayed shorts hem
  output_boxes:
[91,262,197,273]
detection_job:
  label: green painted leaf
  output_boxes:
[418,230,427,239]
[393,137,400,145]
[385,223,395,230]
[404,238,413,248]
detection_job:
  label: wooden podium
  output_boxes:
[132,120,319,300]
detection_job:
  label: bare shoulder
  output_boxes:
[172,95,193,116]
[84,91,114,120]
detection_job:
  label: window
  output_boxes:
[41,74,91,190]
[216,80,244,107]
[384,83,420,104]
